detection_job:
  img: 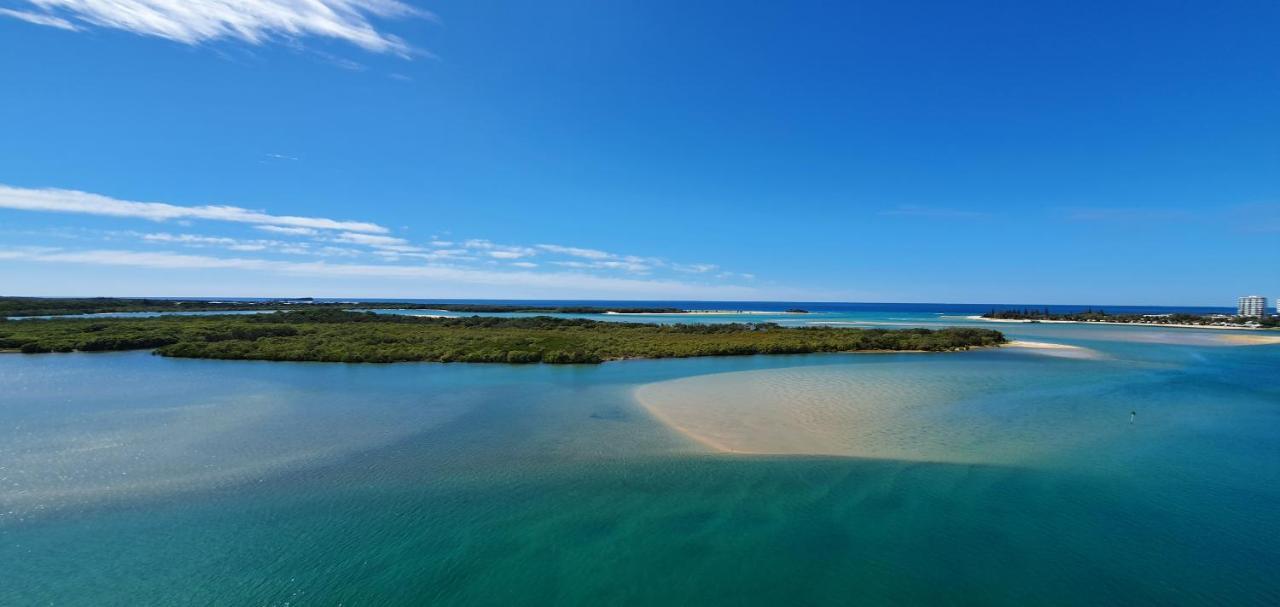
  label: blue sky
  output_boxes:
[1,1,1277,304]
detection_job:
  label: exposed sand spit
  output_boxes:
[634,363,1057,464]
[1002,340,1105,359]
[1217,334,1280,346]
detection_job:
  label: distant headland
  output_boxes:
[977,308,1279,330]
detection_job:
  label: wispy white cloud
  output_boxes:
[332,231,417,250]
[462,239,536,259]
[552,260,652,274]
[255,225,318,236]
[1,0,430,56]
[140,231,319,254]
[672,263,718,274]
[486,249,533,259]
[0,7,79,30]
[372,250,475,262]
[0,183,760,291]
[1,247,761,298]
[0,184,388,233]
[316,246,363,257]
[142,232,238,246]
[535,243,613,260]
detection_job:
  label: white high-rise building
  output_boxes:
[1237,295,1266,317]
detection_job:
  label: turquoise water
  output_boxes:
[1,311,1278,605]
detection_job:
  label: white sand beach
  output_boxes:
[1002,340,1106,359]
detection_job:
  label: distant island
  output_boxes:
[980,308,1278,329]
[0,296,685,318]
[1,309,1006,364]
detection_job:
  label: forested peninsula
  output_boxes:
[1,310,1006,364]
[981,308,1279,328]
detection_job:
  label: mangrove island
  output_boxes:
[1,309,1006,364]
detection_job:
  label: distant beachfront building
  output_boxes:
[1237,295,1266,317]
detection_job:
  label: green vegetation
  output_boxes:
[0,296,684,317]
[1,310,1006,364]
[982,308,1279,328]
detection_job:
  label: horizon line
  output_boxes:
[0,293,1250,309]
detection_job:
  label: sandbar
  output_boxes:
[1002,340,1106,359]
[1217,334,1280,346]
[634,364,1038,464]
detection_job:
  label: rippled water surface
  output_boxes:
[2,310,1278,605]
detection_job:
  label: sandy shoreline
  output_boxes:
[636,394,741,454]
[1216,334,1280,345]
[1005,340,1081,350]
[1002,340,1105,359]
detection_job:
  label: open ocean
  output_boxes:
[2,302,1277,605]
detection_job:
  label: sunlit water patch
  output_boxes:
[0,353,482,518]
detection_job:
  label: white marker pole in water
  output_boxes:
[1130,411,1136,424]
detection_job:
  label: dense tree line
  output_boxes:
[1,311,1006,364]
[982,308,1278,328]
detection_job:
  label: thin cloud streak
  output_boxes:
[0,7,79,30]
[332,232,417,249]
[1,247,761,298]
[140,232,318,255]
[0,184,755,288]
[552,260,651,274]
[0,184,388,233]
[2,0,430,57]
[255,225,319,236]
[536,244,613,260]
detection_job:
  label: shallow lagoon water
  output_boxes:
[1,312,1278,605]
